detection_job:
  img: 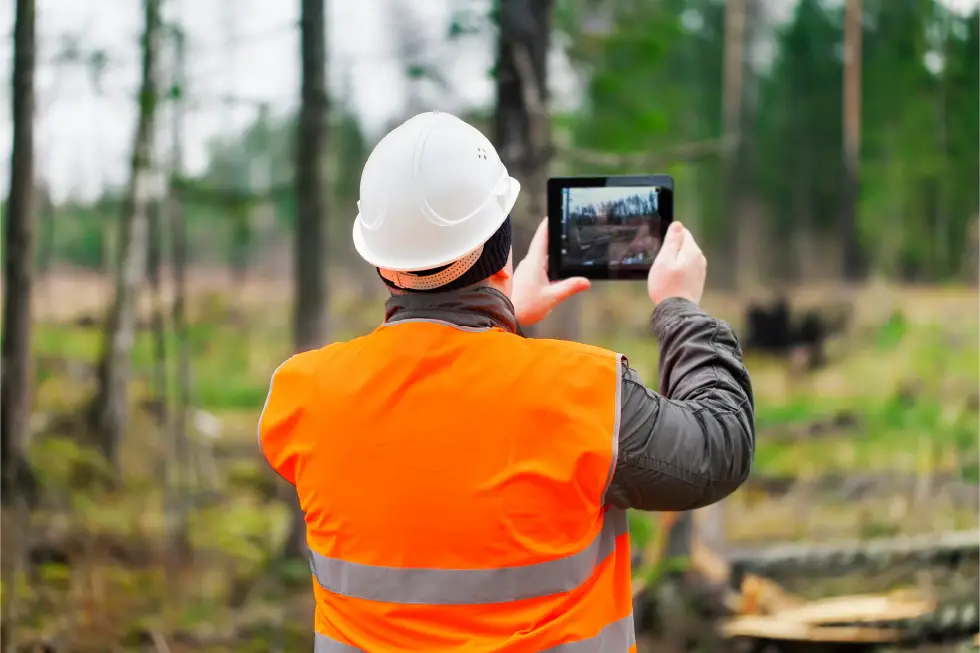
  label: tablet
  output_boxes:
[547,175,674,281]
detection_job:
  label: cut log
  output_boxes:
[721,616,904,643]
[729,530,980,579]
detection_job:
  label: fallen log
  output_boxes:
[722,616,905,643]
[723,593,980,646]
[728,530,980,581]
[743,472,980,508]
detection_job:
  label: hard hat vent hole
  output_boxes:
[477,147,488,160]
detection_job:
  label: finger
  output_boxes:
[678,228,704,262]
[656,221,685,260]
[526,217,549,260]
[680,226,700,249]
[665,221,685,248]
[545,276,591,302]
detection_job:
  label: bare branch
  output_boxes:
[149,630,173,653]
[559,136,735,169]
[512,38,732,171]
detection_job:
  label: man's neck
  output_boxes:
[384,287,521,334]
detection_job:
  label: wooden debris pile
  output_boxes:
[632,510,980,651]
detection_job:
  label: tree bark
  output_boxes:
[841,0,864,280]
[493,0,574,338]
[1,0,38,504]
[293,0,329,354]
[146,197,169,440]
[89,0,161,467]
[168,25,192,563]
[1,10,38,644]
[285,0,329,558]
[717,0,746,291]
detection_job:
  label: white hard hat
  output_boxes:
[352,111,521,272]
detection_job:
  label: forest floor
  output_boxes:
[2,271,978,652]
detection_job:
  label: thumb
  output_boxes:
[660,221,685,256]
[546,276,591,302]
[525,217,549,261]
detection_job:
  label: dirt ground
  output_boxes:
[18,267,977,326]
[6,267,290,323]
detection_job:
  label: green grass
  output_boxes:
[32,320,288,412]
[23,290,980,554]
[29,293,980,466]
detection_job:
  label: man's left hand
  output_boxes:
[511,218,591,327]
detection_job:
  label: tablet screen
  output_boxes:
[560,185,664,269]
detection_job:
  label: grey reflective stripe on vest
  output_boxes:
[310,509,627,606]
[601,353,625,505]
[540,612,636,652]
[314,634,363,653]
[313,611,635,653]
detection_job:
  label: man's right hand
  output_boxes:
[511,218,591,327]
[647,221,707,306]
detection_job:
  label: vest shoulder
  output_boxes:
[272,341,345,381]
[526,337,622,366]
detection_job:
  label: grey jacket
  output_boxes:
[385,287,755,512]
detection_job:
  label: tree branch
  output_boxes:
[559,135,736,169]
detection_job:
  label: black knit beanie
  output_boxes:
[379,216,513,293]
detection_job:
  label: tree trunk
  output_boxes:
[840,0,864,281]
[1,7,38,646]
[89,0,161,467]
[146,197,169,439]
[148,186,189,565]
[717,0,746,291]
[285,0,329,558]
[168,26,192,564]
[294,0,328,353]
[1,0,38,505]
[494,0,571,338]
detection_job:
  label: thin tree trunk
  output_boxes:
[168,24,192,564]
[717,0,746,291]
[0,0,35,480]
[1,0,38,504]
[933,3,951,278]
[231,208,252,289]
[146,197,169,438]
[294,0,328,353]
[285,0,329,558]
[89,0,161,467]
[147,192,184,567]
[840,0,864,280]
[494,0,568,338]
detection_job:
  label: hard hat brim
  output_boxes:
[353,176,521,272]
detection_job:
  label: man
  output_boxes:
[259,112,754,652]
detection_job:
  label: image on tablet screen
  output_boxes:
[560,186,663,268]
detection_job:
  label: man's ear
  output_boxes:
[490,266,512,284]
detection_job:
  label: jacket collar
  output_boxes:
[384,286,522,335]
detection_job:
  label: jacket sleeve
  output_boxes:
[604,297,755,512]
[258,354,315,486]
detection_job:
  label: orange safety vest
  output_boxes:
[259,319,635,652]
